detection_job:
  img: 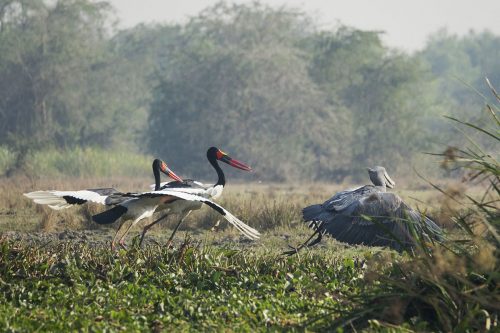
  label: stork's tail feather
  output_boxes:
[23,191,73,210]
[302,204,324,222]
[92,206,127,225]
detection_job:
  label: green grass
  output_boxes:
[0,175,416,332]
[0,239,376,332]
[0,172,495,332]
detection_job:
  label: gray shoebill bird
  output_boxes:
[285,166,443,255]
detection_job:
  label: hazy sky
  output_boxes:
[108,0,500,52]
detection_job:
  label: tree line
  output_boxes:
[0,0,498,181]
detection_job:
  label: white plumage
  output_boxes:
[24,190,110,210]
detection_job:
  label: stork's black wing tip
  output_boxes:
[92,205,127,224]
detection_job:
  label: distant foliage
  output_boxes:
[0,1,499,180]
[308,28,438,177]
[0,0,149,169]
[148,4,344,181]
[30,147,153,178]
[421,30,500,105]
[0,146,152,178]
[0,146,15,175]
[147,3,437,181]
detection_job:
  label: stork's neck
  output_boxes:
[209,157,226,187]
[152,160,161,191]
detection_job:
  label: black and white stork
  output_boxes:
[285,166,443,254]
[25,151,260,249]
[23,159,183,249]
[24,159,181,209]
[138,147,254,245]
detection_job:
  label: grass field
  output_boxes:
[0,176,480,331]
[0,175,453,232]
[0,173,497,332]
[0,238,378,331]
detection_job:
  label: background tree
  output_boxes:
[0,1,498,181]
[148,4,439,181]
[148,3,346,181]
[0,0,132,170]
[308,28,438,178]
[419,29,500,150]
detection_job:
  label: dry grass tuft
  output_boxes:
[434,182,467,228]
[2,176,447,235]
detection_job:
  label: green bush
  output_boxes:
[0,147,153,178]
[0,146,15,176]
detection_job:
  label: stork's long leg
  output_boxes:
[139,213,170,247]
[111,220,128,251]
[167,211,192,246]
[117,217,142,250]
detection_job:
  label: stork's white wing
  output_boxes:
[24,190,109,210]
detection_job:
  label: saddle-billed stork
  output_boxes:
[24,159,182,249]
[24,159,181,208]
[25,152,260,249]
[138,147,253,245]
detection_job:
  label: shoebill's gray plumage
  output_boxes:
[286,167,443,254]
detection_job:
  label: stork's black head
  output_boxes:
[152,159,183,182]
[367,166,395,188]
[207,147,252,171]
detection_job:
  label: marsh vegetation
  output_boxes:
[0,0,499,331]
